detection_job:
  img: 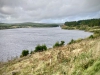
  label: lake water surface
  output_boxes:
[0,27,92,61]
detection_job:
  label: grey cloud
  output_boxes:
[0,0,100,23]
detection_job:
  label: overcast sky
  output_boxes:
[0,0,100,23]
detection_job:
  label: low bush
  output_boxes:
[53,41,60,48]
[20,50,29,57]
[60,41,65,46]
[88,35,94,39]
[68,39,75,44]
[34,44,47,52]
[53,41,65,48]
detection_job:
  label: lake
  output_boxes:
[0,27,92,62]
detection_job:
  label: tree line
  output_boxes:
[64,18,100,27]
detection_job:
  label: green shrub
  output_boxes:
[21,50,29,57]
[53,41,65,48]
[88,35,94,39]
[42,44,47,51]
[34,44,42,52]
[53,41,60,48]
[60,41,65,46]
[68,39,75,44]
[34,44,47,52]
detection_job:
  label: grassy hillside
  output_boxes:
[0,36,100,75]
[0,22,59,29]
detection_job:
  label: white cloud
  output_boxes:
[0,0,100,23]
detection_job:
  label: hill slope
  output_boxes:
[0,37,100,75]
[0,22,59,29]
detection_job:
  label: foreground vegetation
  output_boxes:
[0,36,100,75]
[0,18,100,75]
[0,22,59,29]
[20,41,65,57]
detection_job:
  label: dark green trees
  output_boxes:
[21,50,29,57]
[53,41,65,48]
[34,44,47,52]
[68,39,75,44]
[64,18,100,27]
[60,41,65,46]
[53,42,60,47]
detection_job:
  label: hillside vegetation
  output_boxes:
[0,19,100,75]
[0,37,100,75]
[0,22,59,29]
[64,18,100,27]
[62,18,100,32]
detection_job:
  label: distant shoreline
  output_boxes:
[0,23,59,30]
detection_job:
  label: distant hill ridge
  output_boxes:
[64,18,100,26]
[0,22,59,29]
